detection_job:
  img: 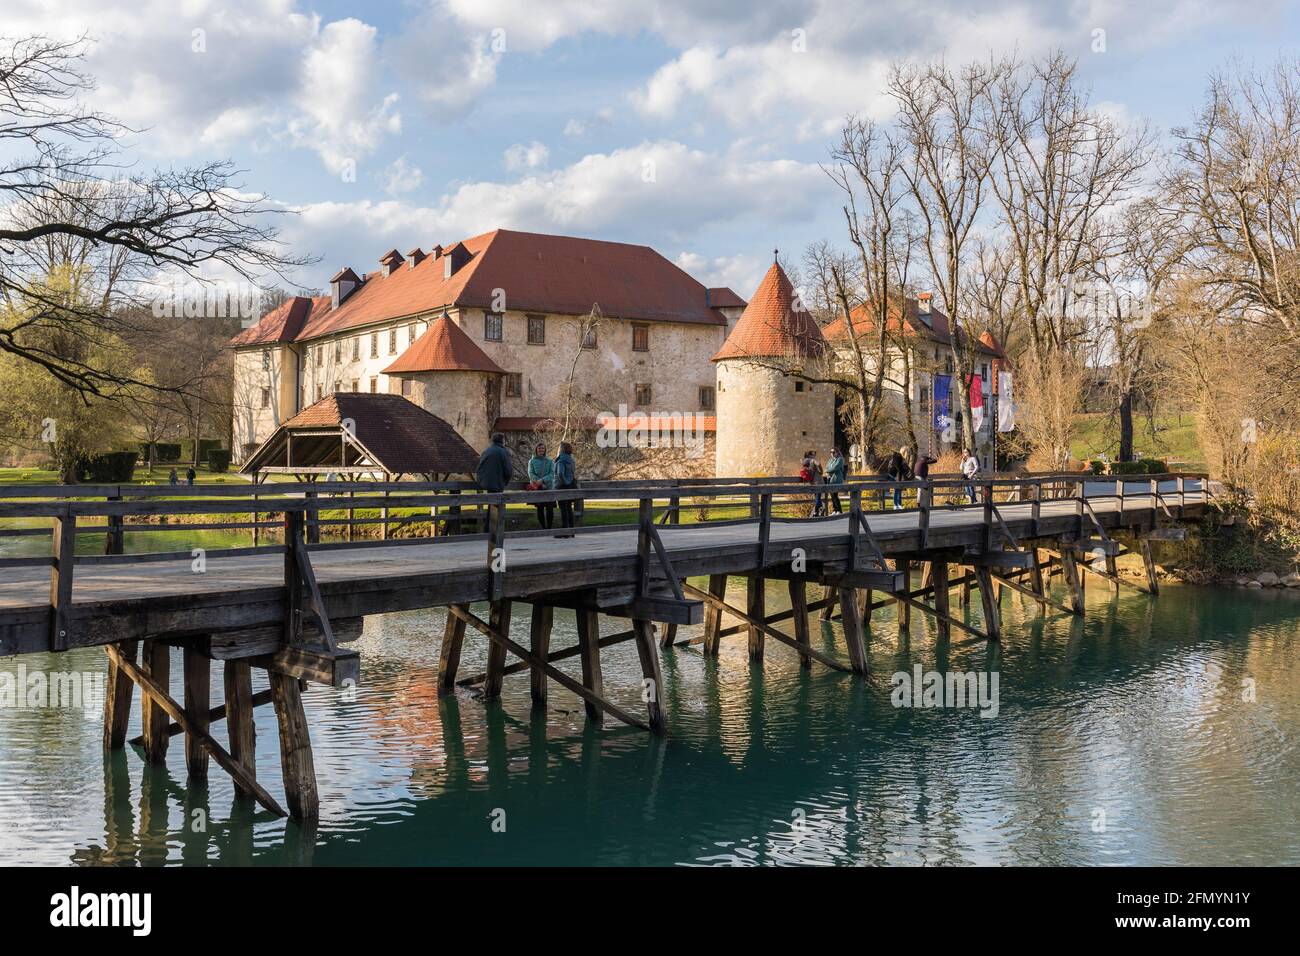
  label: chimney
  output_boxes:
[330,267,361,309]
[918,292,933,315]
[406,247,426,269]
[379,249,404,278]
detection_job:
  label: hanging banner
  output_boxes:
[969,373,984,434]
[998,371,1015,432]
[933,374,952,437]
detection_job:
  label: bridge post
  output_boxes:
[183,646,211,779]
[974,567,1002,641]
[896,559,911,638]
[746,574,765,661]
[931,560,951,641]
[529,604,553,708]
[788,578,812,668]
[141,639,170,764]
[482,600,513,699]
[438,606,468,694]
[103,640,138,751]
[1061,549,1085,614]
[576,609,604,725]
[701,574,727,656]
[224,660,257,797]
[837,587,868,675]
[632,619,667,734]
[1139,538,1160,596]
[820,584,838,621]
[270,671,318,819]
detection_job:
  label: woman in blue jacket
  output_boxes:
[553,441,579,529]
[527,442,555,528]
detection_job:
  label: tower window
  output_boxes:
[485,312,504,342]
[635,383,652,406]
[794,380,805,392]
[699,386,715,410]
[505,373,522,397]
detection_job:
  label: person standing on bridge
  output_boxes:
[883,446,911,510]
[801,450,824,515]
[553,441,579,531]
[961,448,980,504]
[824,446,846,514]
[476,433,514,493]
[527,442,556,529]
[185,466,196,486]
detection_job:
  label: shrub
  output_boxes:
[76,451,139,482]
[207,448,231,473]
[1089,459,1107,475]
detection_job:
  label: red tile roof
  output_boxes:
[230,230,746,349]
[823,297,1002,357]
[382,315,507,374]
[228,295,330,346]
[712,262,828,362]
[707,287,747,309]
[253,393,479,475]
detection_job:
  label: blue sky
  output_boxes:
[8,0,1298,297]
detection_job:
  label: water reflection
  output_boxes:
[0,577,1298,866]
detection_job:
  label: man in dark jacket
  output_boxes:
[476,433,513,492]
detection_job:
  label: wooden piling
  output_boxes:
[102,640,137,751]
[270,671,318,819]
[837,587,869,675]
[819,584,838,621]
[223,660,257,797]
[974,566,1002,641]
[746,574,765,661]
[632,619,667,734]
[701,574,727,656]
[788,578,811,668]
[529,603,553,708]
[1061,549,1085,614]
[896,559,910,637]
[576,609,604,725]
[438,606,468,695]
[1140,538,1160,595]
[141,639,170,764]
[932,560,951,641]
[482,599,513,699]
[183,646,210,779]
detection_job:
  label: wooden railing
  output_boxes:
[0,471,1210,651]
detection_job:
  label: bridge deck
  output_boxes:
[0,491,1204,655]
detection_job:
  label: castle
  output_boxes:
[230,229,1005,478]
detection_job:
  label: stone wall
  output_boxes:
[714,360,834,477]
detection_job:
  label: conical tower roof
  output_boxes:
[711,261,828,362]
[383,314,506,374]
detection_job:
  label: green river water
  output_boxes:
[1,528,1297,865]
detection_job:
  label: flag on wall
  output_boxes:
[969,373,984,433]
[933,374,952,436]
[998,371,1015,431]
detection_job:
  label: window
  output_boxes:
[632,323,649,352]
[369,376,377,393]
[334,340,341,363]
[527,314,545,345]
[351,379,359,392]
[699,386,715,410]
[352,337,360,361]
[794,380,805,393]
[315,346,322,367]
[581,324,597,349]
[634,383,652,406]
[261,349,270,370]
[980,363,989,385]
[485,312,503,342]
[401,378,412,398]
[409,324,418,345]
[315,384,323,401]
[389,328,398,354]
[505,373,522,397]
[259,386,270,409]
[944,355,953,374]
[370,333,378,358]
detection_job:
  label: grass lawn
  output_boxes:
[1070,411,1207,472]
[0,463,250,487]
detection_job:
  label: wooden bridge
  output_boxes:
[0,472,1209,819]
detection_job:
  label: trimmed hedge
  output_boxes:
[77,451,139,482]
[181,438,224,462]
[1110,458,1170,476]
[207,448,232,473]
[139,442,183,463]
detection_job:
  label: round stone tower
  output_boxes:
[712,259,834,477]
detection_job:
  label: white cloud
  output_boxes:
[675,251,766,298]
[379,156,425,195]
[503,141,550,171]
[280,140,829,284]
